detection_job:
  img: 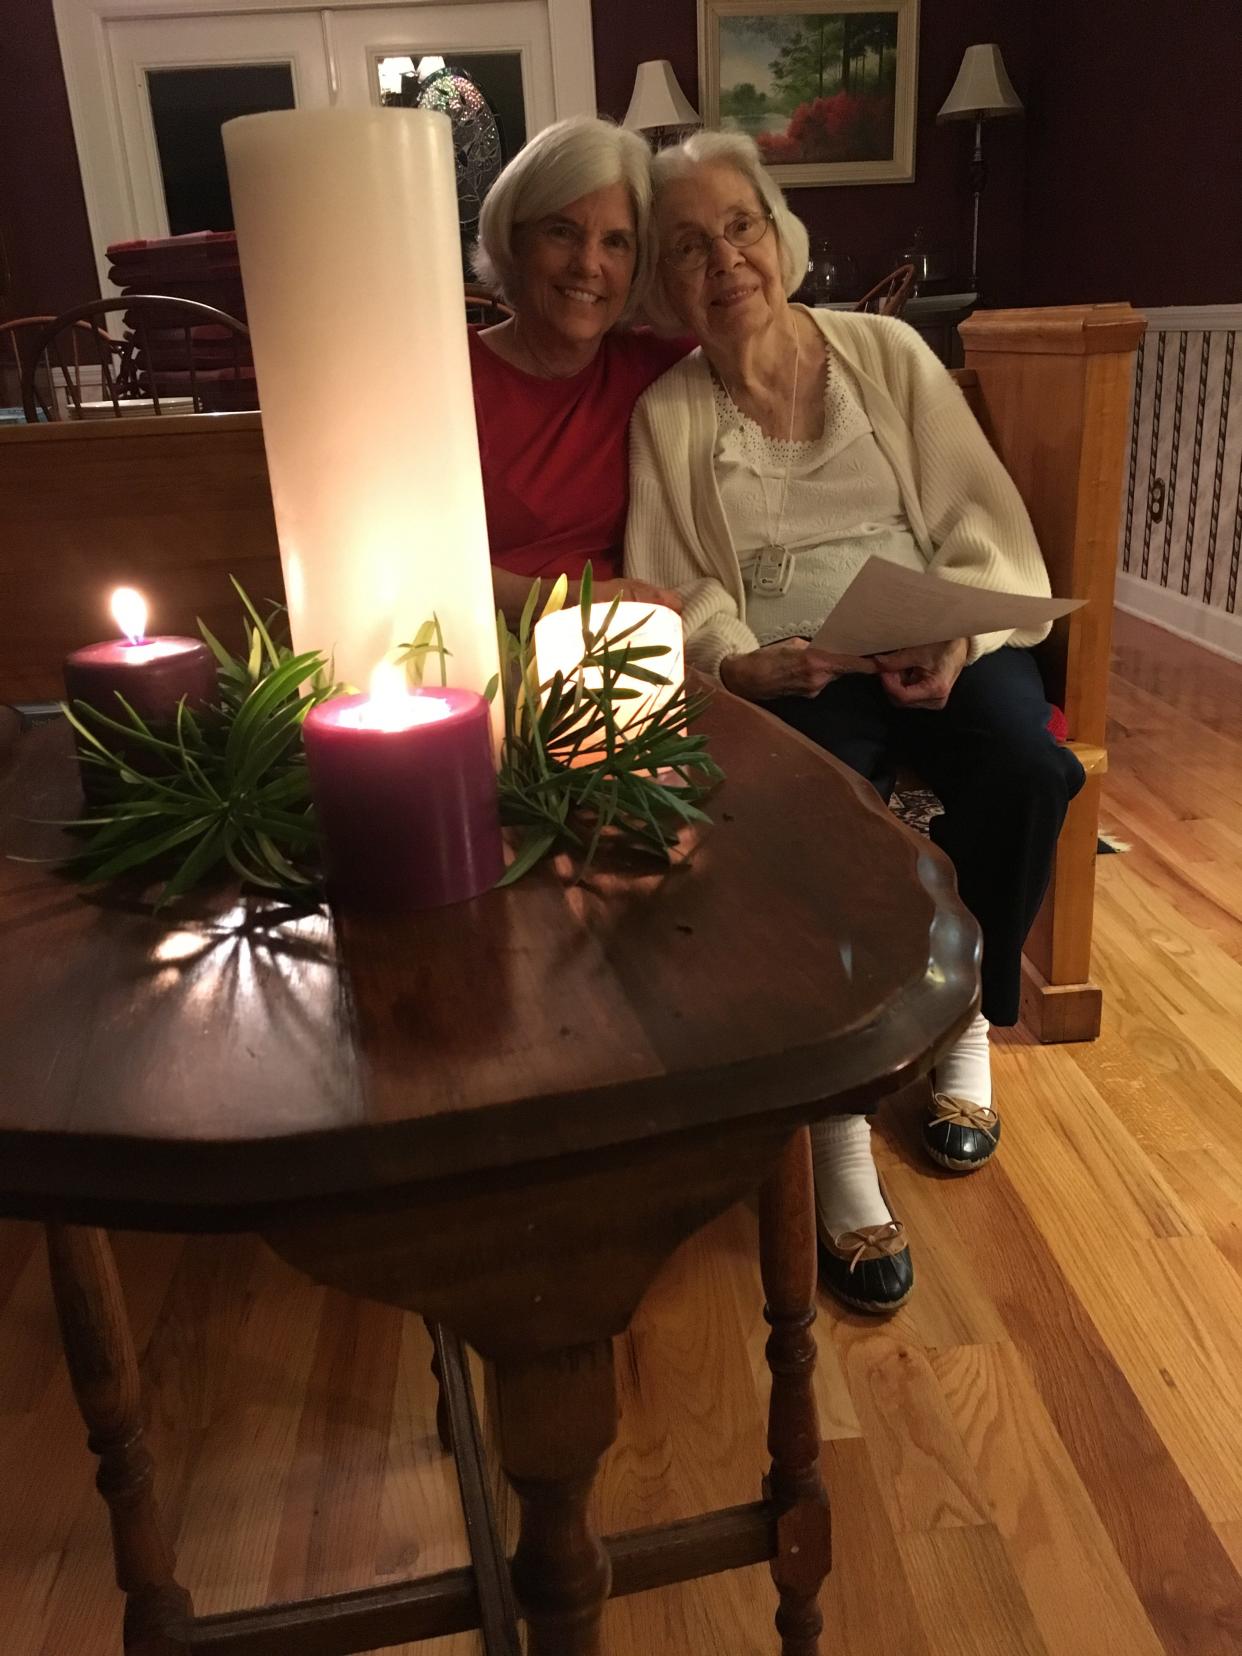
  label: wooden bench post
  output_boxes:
[958,304,1146,1042]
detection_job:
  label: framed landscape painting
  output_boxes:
[698,0,920,186]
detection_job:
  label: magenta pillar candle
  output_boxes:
[63,636,219,802]
[302,687,504,912]
[63,638,218,726]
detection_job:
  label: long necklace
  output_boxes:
[723,322,801,593]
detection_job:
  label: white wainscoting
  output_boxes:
[1116,304,1242,662]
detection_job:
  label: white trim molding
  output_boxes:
[52,0,596,296]
[1116,572,1242,664]
[1142,304,1242,332]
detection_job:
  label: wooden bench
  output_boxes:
[0,302,1144,1041]
[956,304,1145,1040]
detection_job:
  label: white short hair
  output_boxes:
[645,130,810,333]
[473,117,655,324]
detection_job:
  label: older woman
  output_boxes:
[626,132,1084,1314]
[471,116,690,620]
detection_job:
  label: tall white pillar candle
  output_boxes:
[223,109,500,729]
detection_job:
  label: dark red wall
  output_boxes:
[592,0,1034,304]
[4,0,1237,321]
[0,0,99,321]
[1022,0,1242,307]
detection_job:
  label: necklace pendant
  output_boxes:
[751,545,794,596]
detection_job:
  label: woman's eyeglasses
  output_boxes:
[662,210,773,273]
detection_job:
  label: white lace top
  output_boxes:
[713,356,926,645]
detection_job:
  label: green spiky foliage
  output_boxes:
[493,567,724,884]
[60,581,339,907]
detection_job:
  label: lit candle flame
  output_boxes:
[369,656,409,706]
[328,655,454,732]
[111,587,148,645]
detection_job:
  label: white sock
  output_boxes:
[810,1115,893,1240]
[934,1011,992,1108]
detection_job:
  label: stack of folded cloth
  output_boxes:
[104,232,257,411]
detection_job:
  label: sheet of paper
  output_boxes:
[807,557,1083,658]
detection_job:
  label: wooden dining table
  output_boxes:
[0,693,978,1656]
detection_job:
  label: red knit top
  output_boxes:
[468,327,692,582]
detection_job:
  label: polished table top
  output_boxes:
[0,698,978,1231]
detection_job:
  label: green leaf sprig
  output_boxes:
[494,566,723,883]
[61,581,340,907]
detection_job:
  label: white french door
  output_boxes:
[54,0,597,295]
[108,12,333,239]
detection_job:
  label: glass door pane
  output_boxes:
[108,12,332,240]
[333,5,555,259]
[146,64,296,235]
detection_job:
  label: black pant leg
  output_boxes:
[766,672,898,800]
[892,647,1085,1026]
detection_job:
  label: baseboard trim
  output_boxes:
[1114,574,1242,664]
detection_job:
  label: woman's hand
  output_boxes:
[873,638,970,711]
[593,577,684,614]
[720,639,876,701]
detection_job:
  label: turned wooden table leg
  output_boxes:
[759,1128,831,1656]
[494,1340,617,1656]
[45,1224,192,1655]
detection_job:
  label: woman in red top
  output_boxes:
[470,117,691,620]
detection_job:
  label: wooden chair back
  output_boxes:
[1,315,129,421]
[465,284,514,326]
[20,296,253,422]
[853,263,916,318]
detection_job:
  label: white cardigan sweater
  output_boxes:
[624,307,1052,679]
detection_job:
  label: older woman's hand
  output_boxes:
[874,638,970,711]
[721,639,876,701]
[594,577,685,614]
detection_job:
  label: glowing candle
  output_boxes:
[302,662,503,912]
[63,588,217,722]
[62,588,219,800]
[533,602,685,756]
[222,109,502,739]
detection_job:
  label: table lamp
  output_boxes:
[622,60,700,148]
[937,44,1023,295]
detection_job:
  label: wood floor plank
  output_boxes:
[818,1438,934,1656]
[594,1216,768,1532]
[998,1046,1201,1245]
[941,1158,1242,1656]
[830,1325,990,1535]
[265,1289,407,1605]
[931,1342,1164,1656]
[899,1527,1050,1656]
[1216,1523,1242,1579]
[998,1069,1242,1523]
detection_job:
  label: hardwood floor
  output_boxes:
[2,611,1241,1655]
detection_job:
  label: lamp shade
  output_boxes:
[937,44,1023,121]
[622,60,700,131]
[222,109,501,732]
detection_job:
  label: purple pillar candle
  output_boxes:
[302,686,504,912]
[63,637,218,727]
[63,589,219,800]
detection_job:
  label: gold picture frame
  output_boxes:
[697,0,920,186]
